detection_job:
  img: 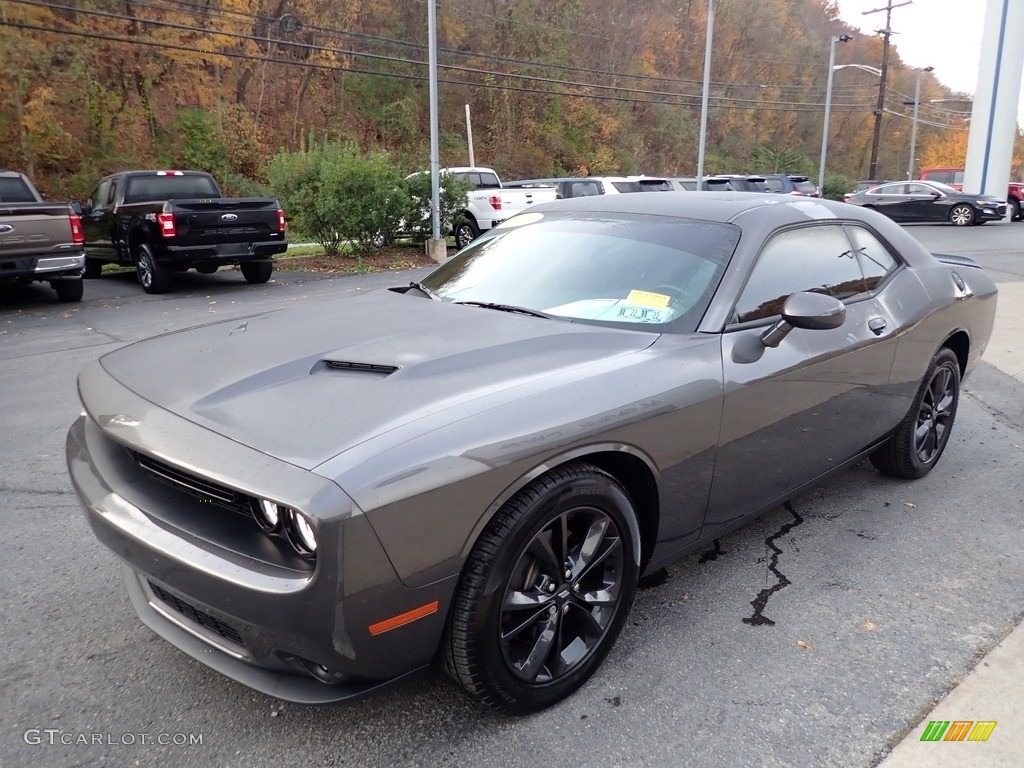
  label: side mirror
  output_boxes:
[70,201,83,215]
[761,292,846,348]
[80,200,92,215]
[931,192,942,199]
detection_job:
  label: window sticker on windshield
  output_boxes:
[626,289,671,308]
[617,306,663,322]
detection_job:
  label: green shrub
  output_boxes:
[266,141,409,256]
[401,169,472,241]
[823,173,855,201]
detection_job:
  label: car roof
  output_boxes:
[529,190,851,223]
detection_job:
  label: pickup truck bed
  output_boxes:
[0,172,85,302]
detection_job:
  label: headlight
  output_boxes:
[286,509,317,557]
[252,498,283,532]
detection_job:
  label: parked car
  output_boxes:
[504,176,672,200]
[440,167,557,249]
[920,167,1024,221]
[0,170,85,302]
[79,170,288,294]
[68,193,996,714]
[665,176,766,192]
[846,180,1007,226]
[758,174,820,197]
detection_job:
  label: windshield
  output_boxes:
[419,212,739,333]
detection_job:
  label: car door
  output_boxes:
[869,183,912,220]
[904,182,944,221]
[82,177,118,258]
[702,223,901,537]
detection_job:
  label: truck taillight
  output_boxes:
[69,213,84,245]
[277,208,287,233]
[157,212,176,238]
[489,194,502,211]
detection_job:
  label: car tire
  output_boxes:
[84,258,103,279]
[949,204,975,227]
[870,347,960,479]
[1009,199,1021,222]
[52,279,84,302]
[442,462,640,714]
[454,218,480,250]
[135,243,170,294]
[241,261,273,284]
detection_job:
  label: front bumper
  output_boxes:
[977,203,1008,222]
[66,361,454,703]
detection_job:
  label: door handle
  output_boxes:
[868,317,887,335]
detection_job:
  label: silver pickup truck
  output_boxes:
[0,171,86,302]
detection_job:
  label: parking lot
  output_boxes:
[2,224,1023,768]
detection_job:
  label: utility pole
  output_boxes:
[863,0,911,180]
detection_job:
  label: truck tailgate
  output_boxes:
[170,198,281,244]
[0,204,75,258]
[496,188,558,218]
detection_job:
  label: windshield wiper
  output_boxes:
[453,300,555,319]
[409,281,440,301]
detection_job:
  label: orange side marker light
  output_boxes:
[368,600,440,636]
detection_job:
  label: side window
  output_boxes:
[764,178,785,193]
[90,180,111,211]
[907,183,932,195]
[733,226,868,323]
[844,226,899,292]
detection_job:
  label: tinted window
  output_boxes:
[421,212,740,333]
[872,184,906,195]
[0,176,39,202]
[734,225,872,323]
[907,183,935,195]
[763,178,786,193]
[844,226,899,291]
[568,181,602,197]
[90,179,112,210]
[123,174,219,204]
[924,170,955,184]
[792,179,817,194]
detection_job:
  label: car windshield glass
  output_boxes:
[123,175,220,203]
[419,212,740,333]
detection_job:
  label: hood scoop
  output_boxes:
[315,359,399,376]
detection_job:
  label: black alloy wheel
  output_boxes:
[135,243,170,294]
[443,462,640,713]
[454,218,480,250]
[870,347,960,479]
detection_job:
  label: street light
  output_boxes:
[818,34,853,194]
[908,66,934,179]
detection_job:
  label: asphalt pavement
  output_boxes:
[1,226,1023,768]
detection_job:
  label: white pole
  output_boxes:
[695,0,713,189]
[908,69,926,180]
[465,104,475,168]
[818,38,839,194]
[427,0,441,242]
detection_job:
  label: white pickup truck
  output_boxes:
[444,167,557,248]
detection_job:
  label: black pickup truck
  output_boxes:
[79,170,287,293]
[0,170,85,302]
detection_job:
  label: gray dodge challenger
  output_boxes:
[67,193,997,713]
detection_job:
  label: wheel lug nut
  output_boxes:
[573,583,580,592]
[564,569,572,579]
[562,604,570,614]
[546,583,556,593]
[549,606,557,615]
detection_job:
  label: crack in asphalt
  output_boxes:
[742,501,804,627]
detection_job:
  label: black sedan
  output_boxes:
[846,180,1007,225]
[67,193,996,714]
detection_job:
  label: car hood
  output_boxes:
[99,289,657,469]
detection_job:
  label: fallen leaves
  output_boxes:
[903,502,916,508]
[864,620,877,631]
[797,639,813,651]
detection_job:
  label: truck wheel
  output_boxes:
[454,218,480,250]
[241,261,273,284]
[52,279,84,302]
[84,258,103,279]
[135,243,170,294]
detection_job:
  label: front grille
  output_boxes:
[129,449,255,517]
[149,581,245,647]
